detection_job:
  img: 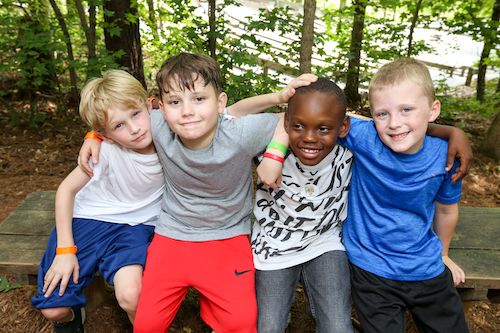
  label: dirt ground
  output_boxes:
[0,99,498,332]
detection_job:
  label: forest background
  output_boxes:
[0,0,498,332]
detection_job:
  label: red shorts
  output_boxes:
[134,234,257,333]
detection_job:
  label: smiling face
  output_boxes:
[102,105,154,154]
[370,79,440,154]
[160,76,227,150]
[285,91,349,166]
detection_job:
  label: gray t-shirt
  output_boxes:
[151,110,279,241]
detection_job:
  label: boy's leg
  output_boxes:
[255,265,301,333]
[113,264,143,322]
[134,234,190,333]
[408,267,469,333]
[349,263,406,333]
[302,251,354,333]
[31,219,107,330]
[194,235,257,333]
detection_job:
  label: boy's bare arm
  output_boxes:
[43,167,90,298]
[434,202,465,286]
[427,124,473,182]
[226,74,317,117]
[257,114,288,189]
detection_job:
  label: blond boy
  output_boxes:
[31,70,165,332]
[341,58,469,332]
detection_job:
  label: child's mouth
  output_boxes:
[389,132,409,140]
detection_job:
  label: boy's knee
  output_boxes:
[115,283,141,313]
[40,307,72,322]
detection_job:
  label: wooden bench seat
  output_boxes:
[0,191,499,301]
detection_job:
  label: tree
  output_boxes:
[482,111,500,160]
[299,0,316,74]
[407,0,423,57]
[344,0,367,108]
[477,0,499,101]
[103,0,146,88]
[74,0,98,79]
[208,0,216,59]
[48,0,79,103]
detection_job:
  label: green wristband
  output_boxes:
[267,141,288,155]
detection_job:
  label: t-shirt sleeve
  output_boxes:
[338,117,372,150]
[150,109,164,134]
[91,142,110,181]
[436,160,462,204]
[235,113,279,157]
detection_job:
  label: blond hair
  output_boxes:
[368,58,435,106]
[79,70,147,132]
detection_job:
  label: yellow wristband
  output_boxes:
[267,141,287,155]
[56,245,78,255]
[84,131,103,142]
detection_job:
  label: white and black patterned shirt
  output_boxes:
[251,145,353,270]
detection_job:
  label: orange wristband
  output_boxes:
[84,131,103,142]
[56,245,78,255]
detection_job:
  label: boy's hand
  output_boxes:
[442,255,465,286]
[43,254,80,298]
[446,128,473,183]
[278,74,318,104]
[257,158,283,190]
[78,138,102,176]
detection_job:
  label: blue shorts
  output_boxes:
[32,218,154,309]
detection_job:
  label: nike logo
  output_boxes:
[234,269,252,276]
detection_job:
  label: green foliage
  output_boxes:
[0,275,21,293]
[439,80,499,120]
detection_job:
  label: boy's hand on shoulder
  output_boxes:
[257,157,283,190]
[446,128,473,183]
[442,255,465,286]
[43,254,80,298]
[78,137,102,176]
[278,74,318,104]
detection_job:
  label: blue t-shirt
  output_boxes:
[339,118,462,281]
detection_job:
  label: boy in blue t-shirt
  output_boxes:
[341,58,469,332]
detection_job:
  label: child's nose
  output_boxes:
[389,114,401,128]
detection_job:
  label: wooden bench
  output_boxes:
[1,191,499,302]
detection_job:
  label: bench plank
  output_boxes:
[0,191,499,301]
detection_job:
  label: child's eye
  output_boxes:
[168,99,179,105]
[194,96,205,103]
[319,127,329,134]
[375,112,387,119]
[132,111,141,117]
[402,107,412,113]
[114,123,123,130]
[293,124,304,130]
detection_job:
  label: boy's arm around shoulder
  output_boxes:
[427,124,473,183]
[226,74,317,117]
[43,167,91,298]
[434,202,465,287]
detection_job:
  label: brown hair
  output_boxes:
[156,52,222,99]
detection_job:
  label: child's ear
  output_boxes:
[428,100,441,122]
[218,92,228,114]
[338,115,350,138]
[284,112,290,134]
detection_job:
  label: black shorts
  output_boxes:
[349,263,469,333]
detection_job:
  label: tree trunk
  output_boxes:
[74,0,97,78]
[103,0,146,88]
[300,0,316,74]
[48,0,79,103]
[476,0,499,101]
[146,0,158,40]
[481,112,500,161]
[344,0,367,109]
[407,0,423,57]
[208,0,216,59]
